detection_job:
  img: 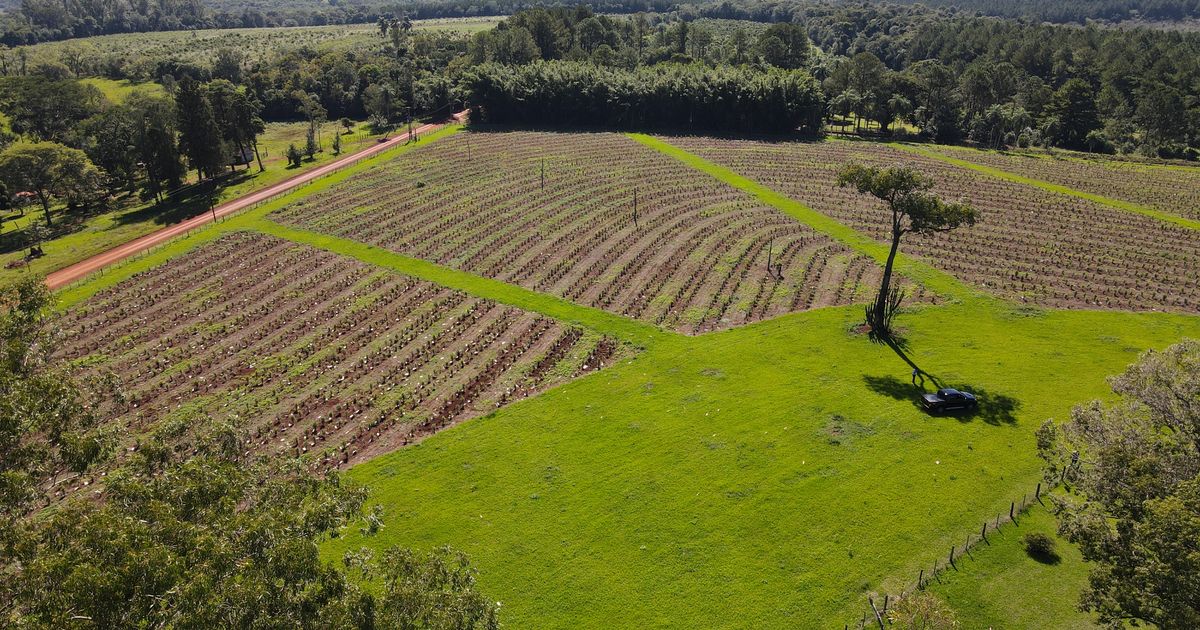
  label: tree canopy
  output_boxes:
[1038,339,1200,627]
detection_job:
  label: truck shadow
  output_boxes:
[861,374,1020,426]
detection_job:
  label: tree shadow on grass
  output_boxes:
[862,374,1021,426]
[1027,549,1062,565]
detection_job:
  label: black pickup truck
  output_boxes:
[921,388,978,413]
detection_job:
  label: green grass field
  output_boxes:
[51,127,1199,628]
[926,502,1098,628]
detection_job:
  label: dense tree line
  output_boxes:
[464,4,1197,155]
[0,73,263,218]
[464,60,823,133]
[891,0,1200,25]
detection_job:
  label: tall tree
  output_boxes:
[755,22,810,70]
[131,92,185,203]
[837,164,977,335]
[1045,78,1100,150]
[1038,339,1200,628]
[174,76,226,180]
[0,141,102,227]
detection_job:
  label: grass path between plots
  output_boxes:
[252,218,672,349]
[892,142,1200,232]
[628,133,979,305]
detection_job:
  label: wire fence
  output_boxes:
[846,479,1055,630]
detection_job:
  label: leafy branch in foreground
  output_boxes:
[1038,339,1200,629]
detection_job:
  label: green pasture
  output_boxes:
[927,502,1097,628]
[52,126,1200,628]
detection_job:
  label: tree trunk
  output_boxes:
[253,140,264,172]
[38,191,52,227]
[874,219,902,328]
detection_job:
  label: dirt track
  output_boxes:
[45,113,465,291]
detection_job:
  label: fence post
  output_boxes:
[1036,482,1044,505]
[918,569,924,590]
[981,522,989,545]
[1010,501,1017,524]
[868,597,885,630]
[949,546,957,570]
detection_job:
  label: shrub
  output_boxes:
[1023,532,1057,558]
[887,592,959,629]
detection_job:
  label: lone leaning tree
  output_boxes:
[837,163,978,336]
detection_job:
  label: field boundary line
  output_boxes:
[891,142,1200,232]
[54,124,465,309]
[250,218,675,348]
[628,134,977,303]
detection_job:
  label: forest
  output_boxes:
[3,0,1200,45]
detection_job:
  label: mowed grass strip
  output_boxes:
[628,133,978,304]
[252,218,672,348]
[893,142,1200,232]
[54,125,464,309]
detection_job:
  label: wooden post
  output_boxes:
[868,597,885,630]
[917,569,924,590]
[540,158,545,190]
[882,595,889,615]
[767,238,773,273]
[949,546,957,570]
[981,522,989,545]
[1036,482,1042,505]
[1010,501,1016,523]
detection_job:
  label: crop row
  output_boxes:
[270,131,933,334]
[54,233,626,496]
[932,145,1200,222]
[668,137,1200,313]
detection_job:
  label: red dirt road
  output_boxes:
[45,113,466,291]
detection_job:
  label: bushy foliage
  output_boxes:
[1022,532,1057,559]
[1038,339,1200,627]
